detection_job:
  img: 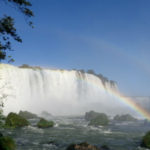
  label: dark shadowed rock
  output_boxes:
[0,133,3,137]
[101,145,110,150]
[85,111,100,121]
[141,131,150,148]
[113,114,137,122]
[88,115,109,126]
[66,142,100,150]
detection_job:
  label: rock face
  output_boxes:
[141,131,150,148]
[66,142,100,150]
[5,112,29,128]
[101,145,110,150]
[37,118,54,128]
[88,116,109,126]
[113,114,137,122]
[0,134,16,150]
[85,111,109,126]
[18,111,38,119]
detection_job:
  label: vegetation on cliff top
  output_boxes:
[75,69,116,87]
[18,64,116,87]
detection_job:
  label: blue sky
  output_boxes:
[1,0,150,96]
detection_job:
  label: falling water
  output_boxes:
[0,64,143,116]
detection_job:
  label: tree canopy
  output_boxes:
[0,0,34,62]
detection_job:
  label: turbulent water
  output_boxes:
[0,64,150,150]
[1,116,150,150]
[0,64,144,116]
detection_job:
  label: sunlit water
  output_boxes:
[1,116,150,150]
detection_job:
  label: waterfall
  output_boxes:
[0,64,140,116]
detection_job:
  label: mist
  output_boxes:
[0,64,145,117]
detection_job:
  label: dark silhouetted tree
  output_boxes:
[0,0,34,62]
[87,69,95,75]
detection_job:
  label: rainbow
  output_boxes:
[77,75,150,120]
[108,89,150,120]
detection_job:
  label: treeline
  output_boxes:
[19,64,116,87]
[19,64,42,70]
[74,69,117,87]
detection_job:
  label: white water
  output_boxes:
[0,64,139,116]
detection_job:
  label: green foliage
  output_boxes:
[141,131,150,148]
[0,111,6,128]
[18,110,38,119]
[19,64,42,70]
[113,114,137,122]
[85,111,104,121]
[0,0,34,61]
[0,16,21,61]
[88,115,109,126]
[82,69,116,87]
[85,111,109,126]
[5,112,29,128]
[0,136,16,150]
[37,118,54,128]
[19,64,31,68]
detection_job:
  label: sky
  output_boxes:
[0,0,150,96]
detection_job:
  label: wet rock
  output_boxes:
[0,133,3,137]
[40,140,60,147]
[5,112,29,128]
[85,111,109,126]
[141,131,150,148]
[47,141,55,144]
[66,142,100,150]
[37,118,54,128]
[101,145,110,150]
[113,114,137,122]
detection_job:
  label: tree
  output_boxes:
[87,69,95,75]
[0,0,34,62]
